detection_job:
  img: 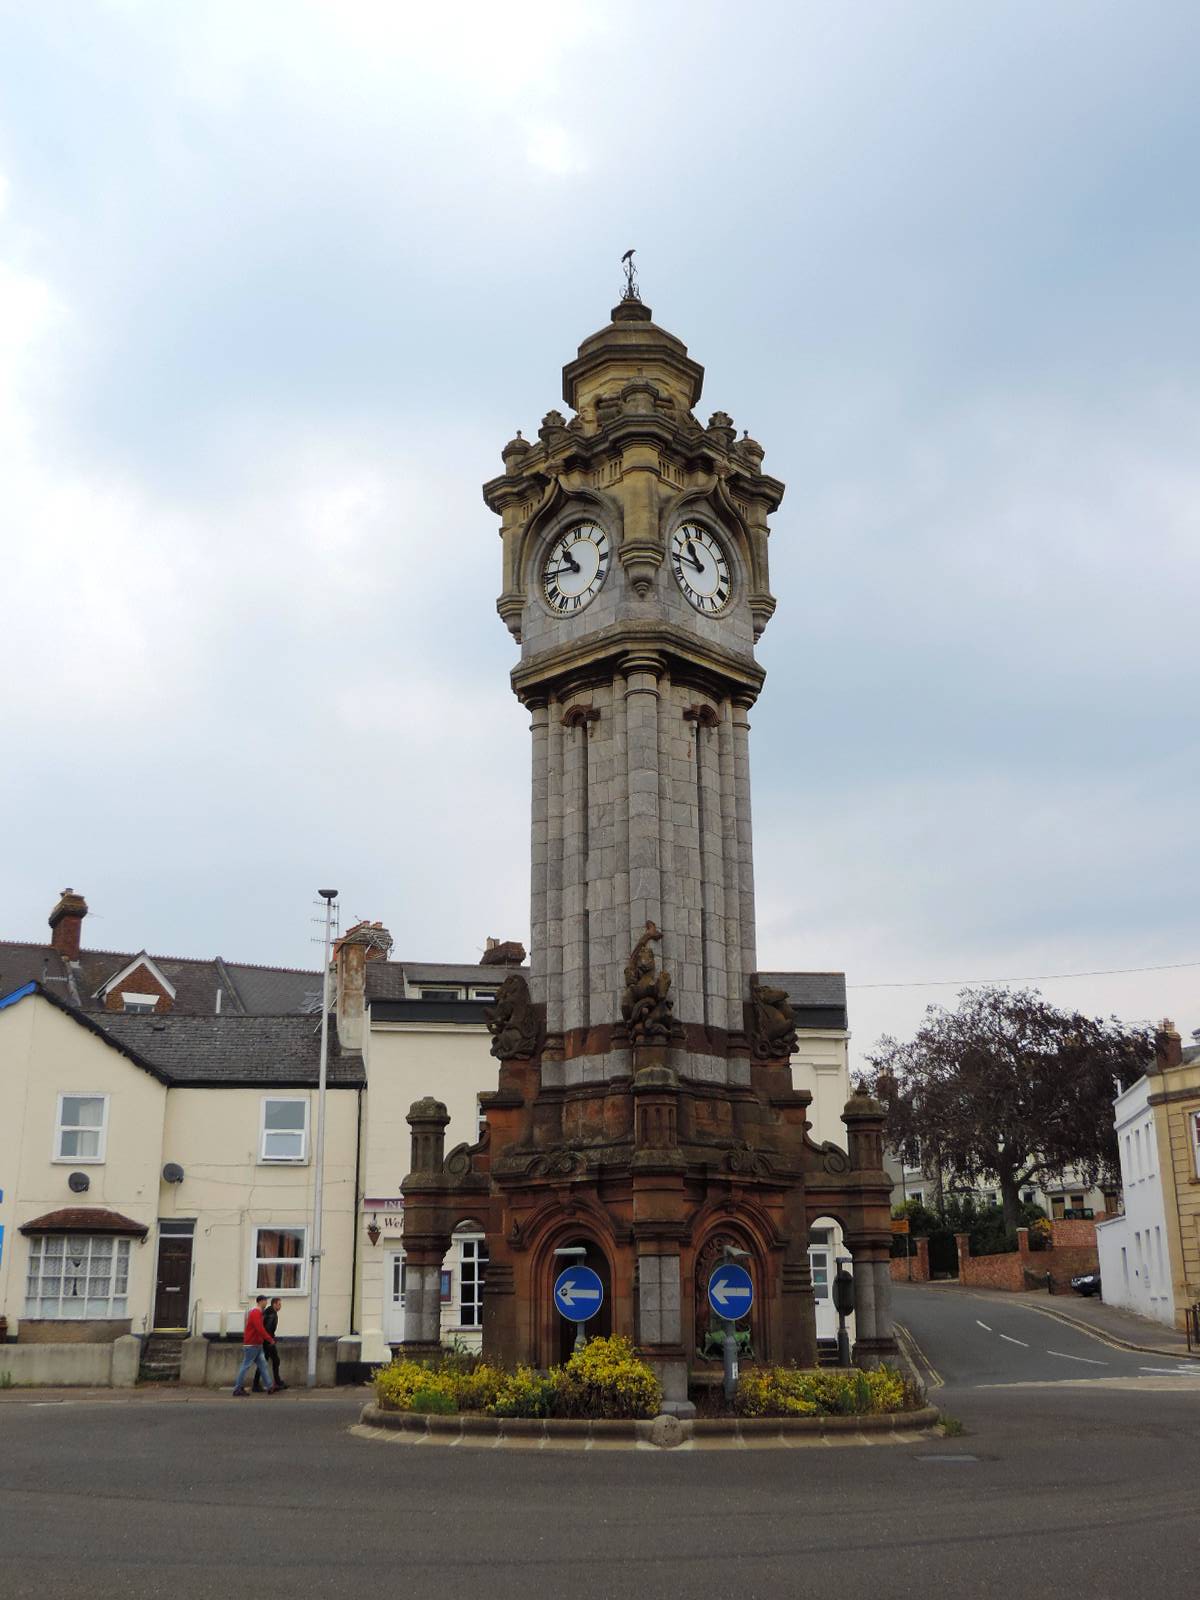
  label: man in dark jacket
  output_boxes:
[253,1298,287,1391]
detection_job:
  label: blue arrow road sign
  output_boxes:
[707,1262,754,1319]
[553,1265,605,1323]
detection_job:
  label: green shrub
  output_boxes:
[411,1388,457,1415]
[554,1334,662,1420]
[490,1367,562,1419]
[372,1338,661,1421]
[731,1363,919,1418]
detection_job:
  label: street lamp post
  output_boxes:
[306,888,338,1389]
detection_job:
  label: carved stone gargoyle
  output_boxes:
[620,921,674,1042]
[484,973,542,1060]
[750,980,798,1060]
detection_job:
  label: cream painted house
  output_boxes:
[1,899,855,1376]
[0,982,361,1357]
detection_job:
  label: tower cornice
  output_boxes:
[510,619,765,707]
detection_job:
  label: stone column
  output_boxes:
[528,699,550,1007]
[545,697,565,1037]
[852,1255,877,1357]
[622,652,664,938]
[717,698,743,1034]
[561,711,589,1034]
[402,1260,444,1351]
[872,1260,895,1352]
[637,1251,687,1404]
[731,694,757,979]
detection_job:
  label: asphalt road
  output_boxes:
[1,1297,1198,1600]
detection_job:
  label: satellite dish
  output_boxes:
[162,1162,185,1184]
[67,1171,90,1194]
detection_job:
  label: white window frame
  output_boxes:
[53,1092,109,1164]
[25,1234,131,1318]
[419,985,465,1000]
[470,987,498,1002]
[1191,1111,1200,1180]
[120,992,160,1014]
[259,1096,310,1164]
[250,1225,309,1295]
[456,1233,488,1329]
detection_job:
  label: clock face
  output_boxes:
[542,522,611,615]
[670,523,732,614]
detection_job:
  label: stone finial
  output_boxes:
[406,1097,451,1173]
[706,411,736,449]
[621,922,674,1043]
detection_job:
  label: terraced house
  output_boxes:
[0,888,861,1379]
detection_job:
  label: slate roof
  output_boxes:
[1182,1043,1200,1065]
[365,959,524,1002]
[760,970,848,1031]
[0,940,320,1016]
[95,1012,364,1087]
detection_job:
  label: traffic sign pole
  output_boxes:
[707,1252,754,1402]
[553,1264,605,1352]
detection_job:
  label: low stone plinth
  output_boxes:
[357,1402,941,1450]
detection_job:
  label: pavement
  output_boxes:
[2,1301,1199,1600]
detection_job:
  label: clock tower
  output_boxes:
[484,281,782,1071]
[399,277,896,1396]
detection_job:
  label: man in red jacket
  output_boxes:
[232,1296,276,1395]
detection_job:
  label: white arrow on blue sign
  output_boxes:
[553,1265,604,1323]
[707,1262,754,1318]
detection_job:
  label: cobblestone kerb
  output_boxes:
[357,1402,941,1449]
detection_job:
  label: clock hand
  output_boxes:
[685,538,705,569]
[556,550,581,573]
[676,550,705,572]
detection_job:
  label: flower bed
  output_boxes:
[373,1335,663,1421]
[699,1364,923,1419]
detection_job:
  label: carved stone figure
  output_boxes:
[750,981,798,1060]
[484,973,542,1060]
[621,921,674,1042]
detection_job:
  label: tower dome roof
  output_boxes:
[562,298,705,413]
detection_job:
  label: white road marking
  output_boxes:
[976,1320,993,1332]
[1000,1334,1029,1347]
[1047,1349,1107,1366]
[1139,1366,1193,1375]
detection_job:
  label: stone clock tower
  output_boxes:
[484,283,781,1069]
[399,278,896,1396]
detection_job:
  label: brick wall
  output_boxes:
[889,1236,930,1283]
[955,1224,1100,1291]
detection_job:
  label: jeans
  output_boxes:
[253,1342,282,1391]
[234,1345,273,1392]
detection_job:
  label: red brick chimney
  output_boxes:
[1154,1017,1183,1073]
[333,920,393,1051]
[48,888,88,961]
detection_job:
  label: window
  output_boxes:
[55,1094,108,1162]
[392,1252,406,1310]
[476,1096,488,1140]
[25,1235,130,1318]
[457,1235,488,1327]
[121,993,159,1014]
[470,988,497,1002]
[260,1097,308,1163]
[419,986,464,1000]
[1192,1112,1200,1180]
[1021,1191,1035,1206]
[253,1227,307,1292]
[909,1191,924,1207]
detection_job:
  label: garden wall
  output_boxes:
[889,1237,930,1283]
[955,1221,1100,1292]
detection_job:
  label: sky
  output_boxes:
[1,0,1197,1070]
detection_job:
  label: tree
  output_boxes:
[868,987,1152,1230]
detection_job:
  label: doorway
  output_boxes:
[153,1224,194,1329]
[383,1250,406,1345]
[555,1239,612,1363]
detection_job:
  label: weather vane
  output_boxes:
[621,247,641,302]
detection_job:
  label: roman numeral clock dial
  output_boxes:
[671,523,731,614]
[542,522,610,614]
